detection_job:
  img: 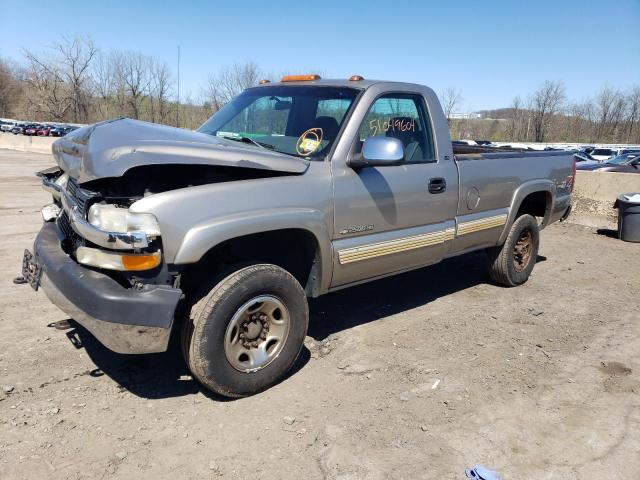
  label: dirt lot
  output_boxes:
[1,148,639,480]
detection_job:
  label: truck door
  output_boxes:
[331,91,458,287]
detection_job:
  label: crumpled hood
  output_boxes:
[52,118,309,183]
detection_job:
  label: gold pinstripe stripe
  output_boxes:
[337,213,507,265]
[456,213,508,236]
[338,227,455,265]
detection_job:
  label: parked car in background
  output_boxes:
[11,124,27,135]
[37,126,53,136]
[617,148,640,156]
[574,152,600,167]
[24,124,42,136]
[1,121,17,133]
[589,154,640,173]
[577,153,640,172]
[589,148,616,161]
[48,126,67,137]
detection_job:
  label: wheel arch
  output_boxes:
[174,209,332,297]
[498,180,555,245]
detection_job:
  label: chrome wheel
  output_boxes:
[224,295,290,372]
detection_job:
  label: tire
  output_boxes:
[182,263,309,398]
[486,214,539,287]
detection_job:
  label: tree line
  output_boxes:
[1,36,639,143]
[0,36,266,130]
[444,80,640,144]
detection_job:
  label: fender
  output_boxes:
[498,179,555,245]
[173,208,333,294]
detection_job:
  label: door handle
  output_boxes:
[428,177,446,194]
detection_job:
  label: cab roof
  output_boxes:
[251,78,424,90]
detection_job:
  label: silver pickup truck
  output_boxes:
[22,76,574,397]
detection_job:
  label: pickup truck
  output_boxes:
[21,75,574,397]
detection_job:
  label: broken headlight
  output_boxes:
[87,204,161,237]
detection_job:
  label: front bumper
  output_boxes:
[32,222,182,354]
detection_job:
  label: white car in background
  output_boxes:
[0,121,17,133]
[589,148,616,161]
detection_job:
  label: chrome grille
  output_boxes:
[56,211,82,247]
[66,177,95,216]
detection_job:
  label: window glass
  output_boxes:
[358,94,435,162]
[221,96,291,136]
[316,99,352,124]
[198,86,359,159]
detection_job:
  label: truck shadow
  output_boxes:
[308,249,489,340]
[68,324,311,401]
[66,248,517,400]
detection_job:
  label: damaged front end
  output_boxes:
[26,166,183,354]
[24,118,309,354]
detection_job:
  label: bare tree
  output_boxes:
[530,80,565,142]
[149,59,173,123]
[0,58,23,117]
[440,86,463,125]
[92,54,116,118]
[120,52,152,119]
[56,36,97,122]
[203,61,261,113]
[506,96,528,141]
[592,86,628,142]
[22,50,71,121]
[625,87,640,143]
[23,36,96,123]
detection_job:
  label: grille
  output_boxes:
[66,177,95,216]
[56,211,82,247]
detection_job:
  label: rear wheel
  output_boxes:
[486,214,539,287]
[182,263,309,398]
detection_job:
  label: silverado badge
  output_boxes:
[339,225,374,235]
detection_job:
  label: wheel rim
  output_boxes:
[224,295,290,373]
[513,228,533,272]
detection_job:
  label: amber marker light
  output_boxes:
[349,75,364,81]
[281,74,321,82]
[121,253,162,271]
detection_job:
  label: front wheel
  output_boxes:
[486,214,539,287]
[182,263,309,398]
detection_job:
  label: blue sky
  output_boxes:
[1,0,639,110]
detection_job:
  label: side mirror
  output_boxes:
[349,137,405,168]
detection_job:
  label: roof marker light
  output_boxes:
[281,74,321,82]
[349,75,364,81]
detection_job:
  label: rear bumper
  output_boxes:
[33,222,182,354]
[549,194,572,224]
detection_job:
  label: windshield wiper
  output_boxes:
[219,135,275,150]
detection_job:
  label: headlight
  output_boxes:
[87,204,161,236]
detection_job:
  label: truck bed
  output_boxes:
[454,146,572,161]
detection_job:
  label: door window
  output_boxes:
[358,94,435,162]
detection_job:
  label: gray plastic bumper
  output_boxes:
[32,222,182,354]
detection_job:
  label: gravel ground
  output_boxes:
[1,149,639,480]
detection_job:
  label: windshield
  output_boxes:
[198,85,360,159]
[608,154,639,165]
[591,149,612,156]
